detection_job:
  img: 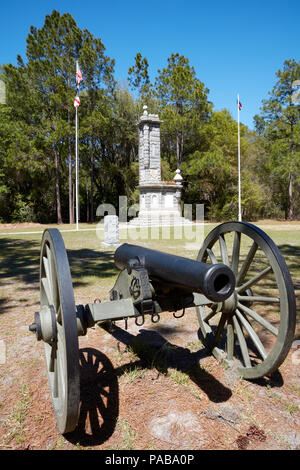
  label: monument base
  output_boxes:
[129,212,193,226]
[130,182,192,226]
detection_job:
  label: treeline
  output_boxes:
[0,10,299,224]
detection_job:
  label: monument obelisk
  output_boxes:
[130,106,191,226]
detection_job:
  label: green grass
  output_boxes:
[121,365,146,384]
[284,402,299,415]
[3,384,31,444]
[186,340,201,352]
[116,417,139,450]
[169,369,190,386]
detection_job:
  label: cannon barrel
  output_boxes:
[114,243,235,302]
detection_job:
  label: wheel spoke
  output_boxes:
[206,248,218,264]
[231,231,241,275]
[56,305,62,323]
[53,355,59,398]
[56,325,65,398]
[51,277,59,313]
[237,301,278,336]
[213,312,227,346]
[236,241,258,286]
[236,265,272,293]
[45,245,53,287]
[43,256,53,304]
[238,295,279,303]
[226,317,234,361]
[235,309,267,359]
[41,277,52,305]
[219,234,229,265]
[49,342,56,373]
[233,315,251,367]
[47,246,59,312]
[203,308,219,323]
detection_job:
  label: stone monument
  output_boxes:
[102,215,120,246]
[130,106,191,226]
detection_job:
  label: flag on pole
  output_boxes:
[237,98,242,110]
[76,62,83,85]
[74,95,80,108]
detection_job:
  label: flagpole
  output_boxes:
[237,93,242,222]
[75,60,80,232]
[75,104,79,231]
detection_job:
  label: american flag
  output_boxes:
[237,99,242,111]
[76,61,82,85]
[74,95,80,108]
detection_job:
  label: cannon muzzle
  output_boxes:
[114,243,235,302]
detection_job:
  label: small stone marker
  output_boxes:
[102,215,120,247]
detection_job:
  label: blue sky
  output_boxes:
[1,0,299,129]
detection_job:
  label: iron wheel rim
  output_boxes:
[40,229,80,433]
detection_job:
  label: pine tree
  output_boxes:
[254,59,300,219]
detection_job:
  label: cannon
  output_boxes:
[29,222,296,434]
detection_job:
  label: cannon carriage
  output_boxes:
[29,222,296,434]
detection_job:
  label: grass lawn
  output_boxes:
[0,219,299,314]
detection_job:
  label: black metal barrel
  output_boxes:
[114,243,235,302]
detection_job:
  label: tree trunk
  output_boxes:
[288,172,293,219]
[176,131,180,168]
[90,154,94,223]
[53,100,62,224]
[86,177,90,222]
[176,131,184,168]
[54,143,62,224]
[288,122,294,220]
[68,111,74,224]
[180,131,184,167]
[73,184,75,221]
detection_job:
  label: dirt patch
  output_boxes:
[1,308,299,450]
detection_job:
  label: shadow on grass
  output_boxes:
[0,238,40,285]
[0,237,117,290]
[0,297,14,315]
[68,249,117,288]
[278,244,300,260]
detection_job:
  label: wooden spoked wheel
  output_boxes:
[196,222,296,379]
[40,229,80,433]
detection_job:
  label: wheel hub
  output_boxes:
[221,290,238,315]
[29,305,57,344]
